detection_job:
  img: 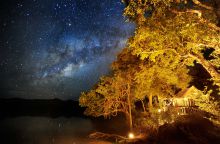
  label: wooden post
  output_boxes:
[127,83,133,131]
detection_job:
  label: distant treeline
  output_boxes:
[0,98,85,119]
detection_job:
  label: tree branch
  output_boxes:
[192,0,213,10]
[89,132,128,140]
[170,9,202,18]
[170,8,220,31]
[141,48,220,87]
[186,43,220,53]
[199,18,220,31]
[187,53,220,85]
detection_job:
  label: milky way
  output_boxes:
[0,0,134,99]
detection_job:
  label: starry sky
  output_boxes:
[0,0,134,100]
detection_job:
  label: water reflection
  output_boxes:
[0,99,128,144]
[0,117,98,144]
[0,116,128,144]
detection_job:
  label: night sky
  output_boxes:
[0,0,134,100]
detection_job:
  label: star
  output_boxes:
[0,0,134,99]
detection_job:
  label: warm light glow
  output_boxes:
[128,132,135,139]
[158,109,161,113]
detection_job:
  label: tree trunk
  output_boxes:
[148,93,153,111]
[141,100,146,112]
[127,83,133,131]
[190,53,220,87]
[213,0,220,26]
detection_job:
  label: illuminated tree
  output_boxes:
[79,0,220,131]
[134,64,190,109]
[79,72,135,130]
[123,0,220,90]
[122,0,220,124]
[112,47,191,112]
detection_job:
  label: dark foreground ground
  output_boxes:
[136,115,220,144]
[0,98,220,144]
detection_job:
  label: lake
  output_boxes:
[0,116,128,144]
[0,99,128,144]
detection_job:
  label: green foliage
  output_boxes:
[134,65,190,100]
[79,72,134,118]
[79,0,220,129]
[124,0,220,90]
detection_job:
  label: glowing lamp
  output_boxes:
[158,109,161,113]
[128,132,135,139]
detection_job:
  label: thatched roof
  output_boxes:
[176,86,200,98]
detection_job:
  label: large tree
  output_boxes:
[79,0,220,130]
[123,0,220,89]
[79,71,135,129]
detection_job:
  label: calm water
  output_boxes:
[0,116,128,144]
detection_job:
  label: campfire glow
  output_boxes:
[128,132,134,139]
